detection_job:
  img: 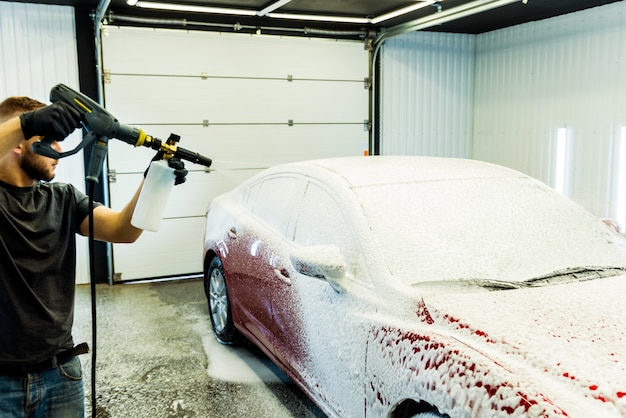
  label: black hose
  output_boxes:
[87,181,97,418]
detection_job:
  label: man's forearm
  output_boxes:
[80,180,146,243]
[118,180,145,242]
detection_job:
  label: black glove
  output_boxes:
[144,151,188,186]
[19,102,82,140]
[168,157,188,186]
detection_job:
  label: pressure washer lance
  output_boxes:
[32,83,213,170]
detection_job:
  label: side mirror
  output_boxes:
[290,245,347,292]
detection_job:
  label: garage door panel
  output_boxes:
[104,75,368,124]
[103,26,367,80]
[103,25,368,281]
[112,217,204,281]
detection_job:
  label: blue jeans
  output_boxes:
[0,356,84,418]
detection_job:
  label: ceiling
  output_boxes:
[23,0,624,39]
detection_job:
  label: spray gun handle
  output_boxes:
[86,134,109,183]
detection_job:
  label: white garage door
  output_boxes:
[101,25,369,281]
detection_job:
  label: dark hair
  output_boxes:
[0,96,46,122]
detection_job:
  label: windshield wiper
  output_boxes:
[523,266,626,287]
[413,267,626,292]
[466,279,525,290]
[413,278,524,292]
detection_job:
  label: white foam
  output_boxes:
[201,335,285,384]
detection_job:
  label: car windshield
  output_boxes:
[355,176,626,285]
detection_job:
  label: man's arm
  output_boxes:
[78,181,144,243]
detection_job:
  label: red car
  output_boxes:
[203,156,626,418]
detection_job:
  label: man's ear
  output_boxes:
[14,142,26,155]
[14,138,35,156]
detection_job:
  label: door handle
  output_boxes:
[274,268,291,285]
[227,227,237,239]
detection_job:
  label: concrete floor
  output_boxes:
[73,278,325,418]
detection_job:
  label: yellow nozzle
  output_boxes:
[135,130,148,147]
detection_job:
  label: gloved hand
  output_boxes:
[19,102,82,140]
[144,151,188,186]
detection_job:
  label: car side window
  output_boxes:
[242,182,260,208]
[293,182,356,260]
[247,176,300,237]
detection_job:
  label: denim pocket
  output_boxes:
[58,356,83,381]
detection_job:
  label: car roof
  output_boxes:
[271,156,527,188]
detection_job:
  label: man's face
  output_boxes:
[20,138,61,182]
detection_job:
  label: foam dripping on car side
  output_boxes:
[364,325,569,417]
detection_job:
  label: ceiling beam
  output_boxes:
[377,0,521,44]
[257,0,292,17]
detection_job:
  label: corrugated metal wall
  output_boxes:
[380,31,475,157]
[0,1,89,283]
[381,1,626,221]
[0,2,78,98]
[474,1,626,219]
[0,1,82,187]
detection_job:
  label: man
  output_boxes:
[0,95,186,417]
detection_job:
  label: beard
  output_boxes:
[21,146,55,182]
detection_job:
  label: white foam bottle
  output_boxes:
[131,160,176,232]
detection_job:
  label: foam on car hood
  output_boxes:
[422,274,626,416]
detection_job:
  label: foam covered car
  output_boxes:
[202,156,626,418]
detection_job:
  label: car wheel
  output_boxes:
[205,257,240,344]
[390,400,448,418]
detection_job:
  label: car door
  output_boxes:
[225,175,303,353]
[271,180,371,416]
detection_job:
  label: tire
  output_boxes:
[205,257,240,344]
[411,413,446,418]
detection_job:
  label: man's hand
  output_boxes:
[19,102,82,140]
[168,157,188,185]
[145,151,188,185]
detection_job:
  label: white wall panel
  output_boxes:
[101,26,369,281]
[0,2,78,98]
[380,31,475,158]
[382,2,626,221]
[474,2,626,219]
[0,2,89,284]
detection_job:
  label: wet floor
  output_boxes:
[73,278,326,418]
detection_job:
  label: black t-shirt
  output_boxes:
[0,179,97,366]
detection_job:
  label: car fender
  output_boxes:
[364,325,570,418]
